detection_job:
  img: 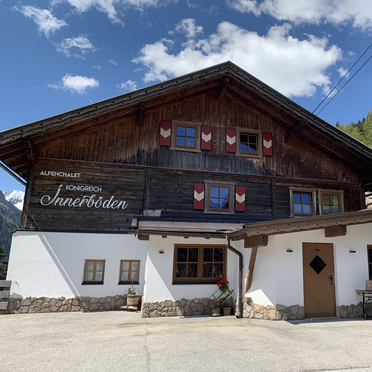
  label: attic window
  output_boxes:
[319,190,344,215]
[290,188,316,217]
[236,129,262,158]
[171,121,201,152]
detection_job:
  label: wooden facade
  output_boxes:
[1,62,371,233]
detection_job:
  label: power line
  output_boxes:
[316,52,372,116]
[312,42,372,116]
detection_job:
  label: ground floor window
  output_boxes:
[119,260,140,284]
[172,244,226,284]
[83,259,105,284]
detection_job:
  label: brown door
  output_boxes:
[303,243,336,318]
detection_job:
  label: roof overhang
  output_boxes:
[130,219,243,239]
[229,209,372,241]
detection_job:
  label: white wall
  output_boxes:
[246,223,371,307]
[144,235,240,302]
[7,231,148,298]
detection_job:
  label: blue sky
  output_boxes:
[1,0,372,192]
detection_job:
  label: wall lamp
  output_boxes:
[159,250,164,254]
[349,249,357,254]
[286,249,293,253]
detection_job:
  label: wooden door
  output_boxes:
[303,243,336,318]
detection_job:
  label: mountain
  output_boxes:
[3,190,24,211]
[0,191,22,259]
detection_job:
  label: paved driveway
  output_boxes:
[0,312,372,372]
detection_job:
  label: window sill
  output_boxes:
[82,281,104,285]
[236,153,262,159]
[118,281,140,285]
[170,146,201,153]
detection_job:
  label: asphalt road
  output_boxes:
[0,312,372,372]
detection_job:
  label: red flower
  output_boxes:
[217,302,220,305]
[226,281,229,285]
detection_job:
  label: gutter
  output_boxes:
[227,236,243,319]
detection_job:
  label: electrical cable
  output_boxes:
[312,42,372,115]
[316,53,372,116]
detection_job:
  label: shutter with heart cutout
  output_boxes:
[193,183,205,210]
[159,120,172,147]
[235,186,246,212]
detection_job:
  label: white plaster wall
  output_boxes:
[7,231,148,298]
[144,236,239,302]
[245,223,372,308]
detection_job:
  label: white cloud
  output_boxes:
[227,0,372,31]
[93,63,102,70]
[16,5,67,37]
[47,74,100,94]
[109,59,119,65]
[117,79,137,91]
[61,0,174,24]
[133,21,342,98]
[56,35,96,57]
[337,67,350,79]
[174,18,203,38]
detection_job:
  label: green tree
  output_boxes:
[0,246,8,280]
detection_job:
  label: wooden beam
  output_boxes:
[23,139,39,161]
[0,280,11,288]
[325,225,347,237]
[285,121,305,143]
[217,76,230,103]
[244,235,268,247]
[245,247,258,293]
[137,234,149,241]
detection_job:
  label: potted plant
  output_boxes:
[217,278,229,293]
[127,286,141,307]
[211,302,221,316]
[221,301,233,316]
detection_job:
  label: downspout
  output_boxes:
[227,236,243,319]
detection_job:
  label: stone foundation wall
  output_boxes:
[241,298,364,320]
[241,299,305,320]
[336,303,363,318]
[1,295,128,314]
[142,297,234,318]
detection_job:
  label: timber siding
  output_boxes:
[38,91,357,182]
[22,159,361,232]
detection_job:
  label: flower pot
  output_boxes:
[211,308,221,317]
[222,307,232,316]
[127,294,141,307]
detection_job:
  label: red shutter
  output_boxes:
[263,132,272,156]
[193,183,205,210]
[160,120,171,146]
[235,186,246,212]
[201,125,212,150]
[226,128,236,153]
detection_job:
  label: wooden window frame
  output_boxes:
[368,246,372,280]
[236,128,262,158]
[206,183,233,213]
[289,188,316,217]
[172,244,227,284]
[318,189,344,215]
[118,259,140,285]
[82,259,105,285]
[171,120,201,153]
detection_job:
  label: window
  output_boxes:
[368,246,372,280]
[319,190,344,215]
[207,184,232,213]
[119,260,140,284]
[237,129,262,157]
[173,245,226,284]
[83,259,105,284]
[290,188,316,216]
[171,121,201,152]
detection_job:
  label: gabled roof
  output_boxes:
[1,61,372,185]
